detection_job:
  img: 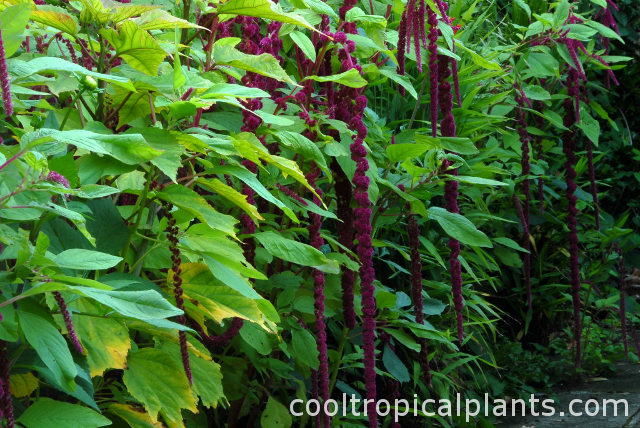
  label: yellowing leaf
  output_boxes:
[31,9,78,35]
[134,8,206,30]
[74,302,131,376]
[179,263,264,326]
[108,403,164,428]
[10,372,38,398]
[100,21,166,76]
[123,348,198,425]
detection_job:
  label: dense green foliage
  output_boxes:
[0,0,637,426]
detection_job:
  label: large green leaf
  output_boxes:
[196,177,263,221]
[210,164,298,222]
[0,3,32,57]
[123,348,198,425]
[8,57,135,92]
[157,185,238,236]
[22,128,163,165]
[213,38,297,85]
[157,340,225,409]
[18,398,111,428]
[427,207,492,248]
[272,130,329,174]
[100,21,166,76]
[253,231,338,273]
[18,302,77,392]
[304,69,368,88]
[52,249,122,270]
[261,396,292,428]
[217,0,314,30]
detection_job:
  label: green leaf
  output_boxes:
[123,348,198,425]
[211,164,298,222]
[289,31,316,62]
[196,178,263,221]
[156,340,225,409]
[273,130,329,174]
[157,185,238,236]
[18,302,77,392]
[454,175,507,186]
[554,0,570,27]
[134,8,206,30]
[291,328,319,370]
[217,0,315,30]
[494,236,528,252]
[18,398,111,428]
[213,38,297,85]
[239,321,275,354]
[23,128,163,165]
[305,69,367,88]
[100,21,166,76]
[107,404,159,428]
[77,288,183,320]
[378,67,418,99]
[427,207,492,248]
[201,83,271,99]
[9,57,136,92]
[253,231,337,273]
[0,3,32,57]
[576,108,600,146]
[52,249,122,270]
[454,41,501,71]
[382,344,410,383]
[261,396,293,428]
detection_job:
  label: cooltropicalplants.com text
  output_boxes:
[289,394,630,423]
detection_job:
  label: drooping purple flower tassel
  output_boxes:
[163,203,193,384]
[439,55,464,343]
[307,166,330,428]
[563,68,582,368]
[407,211,432,385]
[332,160,356,329]
[0,341,14,428]
[53,292,83,354]
[427,8,439,137]
[0,28,14,117]
[615,244,628,357]
[515,92,532,308]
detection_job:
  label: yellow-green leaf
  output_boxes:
[74,301,131,377]
[100,21,166,76]
[134,8,206,30]
[196,177,263,222]
[108,404,163,428]
[31,9,78,35]
[123,348,198,425]
[10,372,39,398]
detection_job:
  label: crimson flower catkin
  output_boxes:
[563,68,582,367]
[0,341,13,428]
[163,202,193,384]
[407,210,432,385]
[307,166,330,428]
[438,54,464,343]
[53,292,83,354]
[0,28,12,117]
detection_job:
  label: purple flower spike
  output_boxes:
[0,28,13,117]
[53,292,84,354]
